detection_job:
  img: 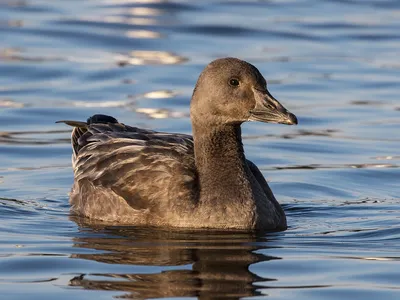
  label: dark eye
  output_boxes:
[229,78,240,87]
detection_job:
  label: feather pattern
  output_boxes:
[63,119,198,221]
[59,58,295,230]
[61,116,285,229]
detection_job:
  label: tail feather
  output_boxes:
[56,114,118,128]
[56,120,88,128]
[57,114,119,161]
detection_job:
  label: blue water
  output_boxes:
[0,0,399,299]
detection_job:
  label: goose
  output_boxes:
[58,57,297,230]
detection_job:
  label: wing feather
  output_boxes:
[64,119,196,212]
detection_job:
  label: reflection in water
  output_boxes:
[116,51,187,66]
[0,99,24,108]
[125,29,162,39]
[136,107,187,119]
[70,217,279,299]
[375,155,400,160]
[0,48,62,63]
[269,163,399,171]
[0,130,70,145]
[1,0,399,298]
[103,0,162,4]
[96,16,158,26]
[142,90,178,99]
[128,7,162,16]
[1,19,23,27]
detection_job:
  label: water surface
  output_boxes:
[0,0,399,299]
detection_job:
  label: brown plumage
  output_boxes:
[59,57,297,230]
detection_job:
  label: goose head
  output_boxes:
[190,57,297,126]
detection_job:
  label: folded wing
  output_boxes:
[59,116,197,212]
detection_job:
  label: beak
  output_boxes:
[249,87,297,125]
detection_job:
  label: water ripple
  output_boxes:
[0,0,399,299]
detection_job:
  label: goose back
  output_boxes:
[67,119,199,225]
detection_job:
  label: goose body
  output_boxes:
[60,58,297,230]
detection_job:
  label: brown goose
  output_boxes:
[58,57,297,230]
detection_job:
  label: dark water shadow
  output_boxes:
[69,217,281,299]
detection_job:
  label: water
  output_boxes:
[0,0,399,299]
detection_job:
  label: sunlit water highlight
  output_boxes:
[0,0,399,299]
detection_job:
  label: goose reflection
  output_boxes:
[69,217,280,299]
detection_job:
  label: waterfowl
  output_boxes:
[59,57,297,230]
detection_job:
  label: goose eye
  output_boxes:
[229,78,240,87]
